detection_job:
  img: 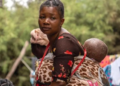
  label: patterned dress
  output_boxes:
[31,33,84,86]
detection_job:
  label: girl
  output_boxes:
[31,0,84,86]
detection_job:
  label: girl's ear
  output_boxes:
[60,18,65,26]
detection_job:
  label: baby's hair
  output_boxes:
[40,0,64,18]
[83,38,108,62]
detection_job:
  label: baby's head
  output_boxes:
[83,38,108,62]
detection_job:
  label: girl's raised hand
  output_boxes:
[30,28,49,46]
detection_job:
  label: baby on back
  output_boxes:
[67,38,110,86]
[83,38,108,62]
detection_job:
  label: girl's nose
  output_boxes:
[44,18,50,24]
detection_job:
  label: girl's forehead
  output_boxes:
[40,6,59,15]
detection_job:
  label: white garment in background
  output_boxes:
[110,57,120,85]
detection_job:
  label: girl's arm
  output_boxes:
[31,44,46,59]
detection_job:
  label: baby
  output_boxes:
[67,38,110,86]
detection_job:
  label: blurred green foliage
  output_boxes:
[0,0,120,85]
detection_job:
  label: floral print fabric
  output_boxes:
[51,33,84,82]
[31,33,84,85]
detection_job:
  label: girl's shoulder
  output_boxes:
[59,33,82,46]
[52,33,84,55]
[59,33,78,41]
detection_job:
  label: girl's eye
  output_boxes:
[51,17,56,20]
[39,16,45,19]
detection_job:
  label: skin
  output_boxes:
[38,6,64,46]
[83,38,107,62]
[38,6,66,86]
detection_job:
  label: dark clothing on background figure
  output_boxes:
[0,79,14,86]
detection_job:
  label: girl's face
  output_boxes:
[38,6,64,36]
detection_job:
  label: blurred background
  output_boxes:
[0,0,120,86]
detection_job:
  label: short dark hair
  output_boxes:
[0,79,14,86]
[40,0,64,18]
